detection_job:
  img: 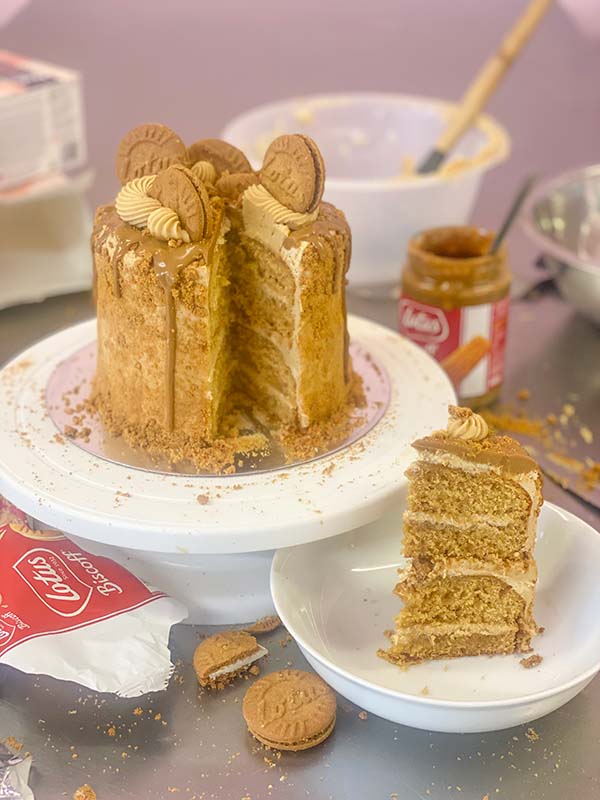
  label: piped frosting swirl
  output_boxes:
[190,160,217,185]
[446,405,489,441]
[243,183,319,230]
[115,174,192,243]
[146,206,191,243]
[115,176,161,227]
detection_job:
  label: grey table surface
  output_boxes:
[0,280,599,800]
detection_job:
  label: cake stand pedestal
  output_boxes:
[0,315,454,623]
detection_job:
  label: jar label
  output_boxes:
[399,295,509,399]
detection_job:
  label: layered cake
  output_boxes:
[92,125,353,469]
[380,405,543,665]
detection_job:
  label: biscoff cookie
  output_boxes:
[188,138,252,176]
[260,134,325,213]
[243,669,336,751]
[194,630,268,689]
[148,165,209,241]
[73,785,96,800]
[215,171,259,201]
[242,615,282,635]
[116,123,188,184]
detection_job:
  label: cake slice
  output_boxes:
[379,405,543,665]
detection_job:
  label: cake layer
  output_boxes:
[394,572,533,626]
[403,516,532,564]
[406,461,533,529]
[379,628,530,666]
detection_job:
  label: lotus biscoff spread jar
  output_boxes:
[399,226,511,408]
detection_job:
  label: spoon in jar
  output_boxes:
[489,173,537,254]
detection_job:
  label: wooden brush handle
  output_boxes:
[436,0,552,154]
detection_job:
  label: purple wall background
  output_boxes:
[3,0,600,249]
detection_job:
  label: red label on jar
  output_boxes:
[0,523,165,657]
[399,295,509,399]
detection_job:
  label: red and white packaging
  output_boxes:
[0,520,187,697]
[399,294,509,399]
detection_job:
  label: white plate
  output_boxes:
[271,501,600,733]
[0,315,454,555]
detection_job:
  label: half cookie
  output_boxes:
[194,630,267,689]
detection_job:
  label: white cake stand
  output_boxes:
[0,315,454,623]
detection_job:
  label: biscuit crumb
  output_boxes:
[249,665,261,676]
[580,426,593,444]
[73,786,96,800]
[243,615,282,635]
[196,494,210,505]
[133,707,143,716]
[420,686,430,696]
[358,710,368,720]
[2,736,23,753]
[520,654,543,669]
[107,725,116,737]
[526,727,539,742]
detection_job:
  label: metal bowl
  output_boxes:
[521,165,600,325]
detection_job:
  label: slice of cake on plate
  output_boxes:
[380,405,543,665]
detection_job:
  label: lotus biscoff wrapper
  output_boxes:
[0,519,187,697]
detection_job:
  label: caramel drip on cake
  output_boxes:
[151,244,198,430]
[93,219,125,298]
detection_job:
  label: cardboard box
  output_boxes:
[0,50,86,191]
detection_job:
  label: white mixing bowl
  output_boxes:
[222,93,510,290]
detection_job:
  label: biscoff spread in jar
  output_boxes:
[399,226,511,408]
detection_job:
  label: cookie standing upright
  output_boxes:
[116,123,188,184]
[148,165,210,242]
[261,134,325,213]
[188,138,252,176]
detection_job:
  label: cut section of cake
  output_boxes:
[379,405,543,665]
[91,125,354,470]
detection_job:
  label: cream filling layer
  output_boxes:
[396,559,537,604]
[404,511,515,529]
[208,645,268,680]
[390,622,519,643]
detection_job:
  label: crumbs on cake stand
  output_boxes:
[520,654,543,669]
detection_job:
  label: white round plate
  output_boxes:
[0,315,454,555]
[271,502,600,733]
